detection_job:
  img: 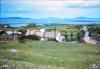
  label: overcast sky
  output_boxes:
[1,0,100,18]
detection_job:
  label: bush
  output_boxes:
[88,26,100,36]
[25,35,40,40]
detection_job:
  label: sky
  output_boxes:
[0,0,100,18]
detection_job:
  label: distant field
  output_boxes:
[0,41,100,69]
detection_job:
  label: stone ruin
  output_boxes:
[81,26,99,44]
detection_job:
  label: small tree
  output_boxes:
[18,29,27,43]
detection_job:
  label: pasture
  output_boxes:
[0,41,100,69]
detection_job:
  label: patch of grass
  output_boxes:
[0,41,100,69]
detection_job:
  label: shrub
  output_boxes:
[25,35,40,40]
[88,26,100,36]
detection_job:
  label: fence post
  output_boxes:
[70,32,73,41]
[65,32,68,41]
[54,26,56,40]
[77,32,81,42]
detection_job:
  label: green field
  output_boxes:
[0,41,100,69]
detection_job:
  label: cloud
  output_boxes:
[1,0,100,9]
[64,1,100,8]
[1,0,100,18]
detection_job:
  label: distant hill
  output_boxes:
[0,17,34,24]
[0,17,100,24]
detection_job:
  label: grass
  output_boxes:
[0,41,100,69]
